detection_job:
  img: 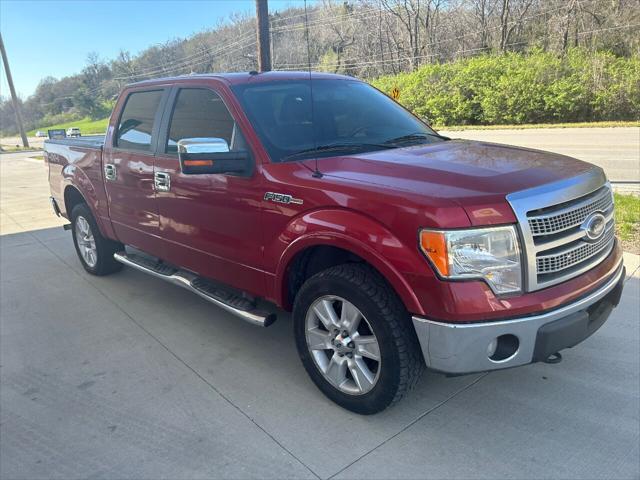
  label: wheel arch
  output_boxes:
[63,184,112,238]
[63,185,86,217]
[276,233,424,316]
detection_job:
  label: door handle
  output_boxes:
[104,164,117,181]
[154,172,171,192]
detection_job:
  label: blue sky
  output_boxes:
[0,0,311,99]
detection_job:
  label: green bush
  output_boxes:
[37,111,83,130]
[370,48,640,126]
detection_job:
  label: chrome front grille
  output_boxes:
[507,170,615,291]
[528,186,613,236]
[536,223,615,275]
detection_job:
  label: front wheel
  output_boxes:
[293,264,424,414]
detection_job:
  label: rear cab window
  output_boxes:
[115,90,164,152]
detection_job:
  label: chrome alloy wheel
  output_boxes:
[305,295,381,395]
[75,216,97,267]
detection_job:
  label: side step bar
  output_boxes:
[113,252,276,327]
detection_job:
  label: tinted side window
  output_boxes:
[166,88,245,154]
[115,90,163,151]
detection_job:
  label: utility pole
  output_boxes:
[0,33,29,148]
[255,0,272,72]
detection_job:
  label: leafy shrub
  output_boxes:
[37,111,83,130]
[370,48,640,126]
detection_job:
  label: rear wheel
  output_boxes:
[71,203,123,276]
[293,263,424,414]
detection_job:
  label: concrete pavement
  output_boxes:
[1,148,639,479]
[2,225,638,479]
[0,152,66,235]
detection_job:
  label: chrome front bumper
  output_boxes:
[411,258,625,374]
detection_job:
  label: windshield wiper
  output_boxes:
[281,142,394,162]
[383,132,449,146]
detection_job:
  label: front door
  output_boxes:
[153,86,265,296]
[103,88,167,257]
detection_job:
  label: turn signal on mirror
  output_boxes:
[183,159,214,167]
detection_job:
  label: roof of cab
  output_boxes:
[126,71,356,88]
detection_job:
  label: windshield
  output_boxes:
[232,79,445,163]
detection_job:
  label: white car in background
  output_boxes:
[35,131,47,137]
[66,127,81,137]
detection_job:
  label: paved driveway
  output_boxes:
[1,151,639,479]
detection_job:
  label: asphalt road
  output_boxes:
[1,151,639,479]
[439,127,640,184]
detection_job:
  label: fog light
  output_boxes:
[488,334,519,362]
[487,338,498,357]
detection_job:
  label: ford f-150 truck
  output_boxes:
[45,72,625,414]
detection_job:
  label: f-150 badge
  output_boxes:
[264,192,304,205]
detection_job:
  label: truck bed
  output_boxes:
[45,134,107,223]
[45,135,105,149]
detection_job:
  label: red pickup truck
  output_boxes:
[45,72,625,414]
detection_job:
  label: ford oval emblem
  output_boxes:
[581,212,606,241]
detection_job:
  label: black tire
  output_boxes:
[293,263,424,414]
[70,203,123,276]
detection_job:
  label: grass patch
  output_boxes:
[436,121,640,131]
[614,193,640,254]
[615,193,640,239]
[0,145,41,152]
[27,117,109,136]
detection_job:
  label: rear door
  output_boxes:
[104,88,169,257]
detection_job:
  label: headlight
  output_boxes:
[419,226,522,294]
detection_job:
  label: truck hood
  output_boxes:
[306,139,599,225]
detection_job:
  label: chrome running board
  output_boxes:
[113,252,276,327]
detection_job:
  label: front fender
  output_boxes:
[272,208,428,315]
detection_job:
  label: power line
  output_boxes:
[161,40,258,76]
[271,5,382,30]
[279,41,531,71]
[270,3,322,26]
[113,31,255,80]
[13,0,636,115]
[577,23,640,36]
[124,31,254,77]
[274,1,594,70]
[31,32,257,108]
[271,0,587,38]
[271,6,384,34]
[277,22,639,72]
[113,33,254,80]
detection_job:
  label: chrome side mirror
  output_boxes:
[177,137,230,154]
[177,137,250,175]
